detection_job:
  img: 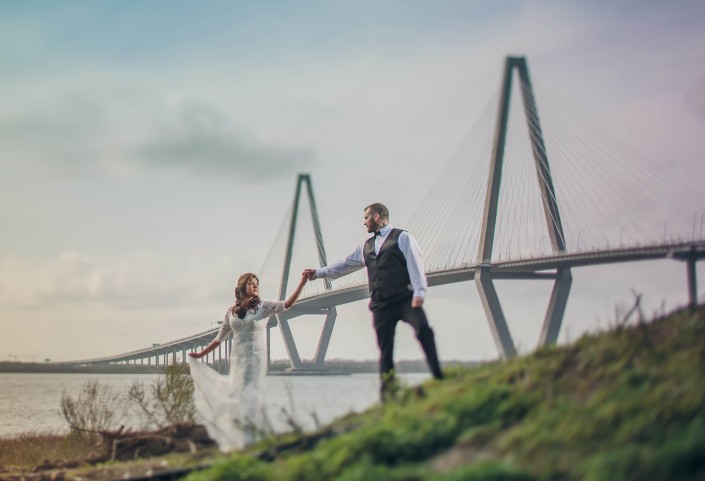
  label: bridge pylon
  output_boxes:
[268,173,337,371]
[476,56,572,359]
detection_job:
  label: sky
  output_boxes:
[1,0,704,364]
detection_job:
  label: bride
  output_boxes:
[187,271,308,451]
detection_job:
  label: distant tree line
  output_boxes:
[0,359,482,375]
[0,361,161,374]
[268,358,482,374]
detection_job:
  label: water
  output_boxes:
[0,372,429,438]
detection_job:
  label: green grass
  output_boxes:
[185,305,705,481]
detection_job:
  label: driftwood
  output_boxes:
[91,423,215,462]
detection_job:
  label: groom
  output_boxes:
[304,203,444,400]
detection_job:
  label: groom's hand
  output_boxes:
[304,269,317,281]
[412,296,424,308]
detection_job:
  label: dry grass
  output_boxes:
[0,431,95,472]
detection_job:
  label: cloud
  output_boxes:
[131,103,315,180]
[0,251,229,310]
[0,89,315,181]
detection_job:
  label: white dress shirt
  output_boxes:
[315,224,428,299]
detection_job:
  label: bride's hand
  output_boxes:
[188,352,202,359]
[300,271,309,284]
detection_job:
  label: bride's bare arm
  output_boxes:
[188,339,221,359]
[189,311,231,359]
[284,271,308,309]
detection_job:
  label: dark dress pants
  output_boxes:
[372,298,444,399]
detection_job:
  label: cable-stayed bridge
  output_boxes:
[65,56,705,372]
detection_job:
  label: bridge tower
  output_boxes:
[476,56,573,359]
[268,173,338,371]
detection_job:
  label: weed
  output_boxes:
[128,363,195,428]
[60,379,126,435]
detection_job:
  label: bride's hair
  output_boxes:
[232,273,261,319]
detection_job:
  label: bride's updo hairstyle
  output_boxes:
[232,273,261,319]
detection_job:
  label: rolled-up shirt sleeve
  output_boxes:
[398,231,428,299]
[315,244,365,280]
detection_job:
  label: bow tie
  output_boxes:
[374,230,382,237]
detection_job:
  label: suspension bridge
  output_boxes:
[64,56,705,372]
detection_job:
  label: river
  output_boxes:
[0,372,429,437]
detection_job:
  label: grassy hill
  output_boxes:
[185,305,705,481]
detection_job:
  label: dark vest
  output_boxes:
[364,228,412,309]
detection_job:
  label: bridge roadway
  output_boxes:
[63,240,703,367]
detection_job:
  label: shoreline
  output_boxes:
[0,359,481,375]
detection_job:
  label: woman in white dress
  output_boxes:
[187,271,308,451]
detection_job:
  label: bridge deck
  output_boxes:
[63,241,703,366]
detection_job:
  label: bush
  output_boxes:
[128,363,195,428]
[60,379,125,434]
[60,363,195,435]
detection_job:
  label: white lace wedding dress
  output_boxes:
[187,300,286,452]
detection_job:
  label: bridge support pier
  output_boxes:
[276,315,304,369]
[475,56,571,358]
[271,174,335,372]
[266,326,271,371]
[314,307,337,367]
[687,257,698,310]
[475,268,516,359]
[538,268,572,346]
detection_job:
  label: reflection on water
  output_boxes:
[0,372,429,437]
